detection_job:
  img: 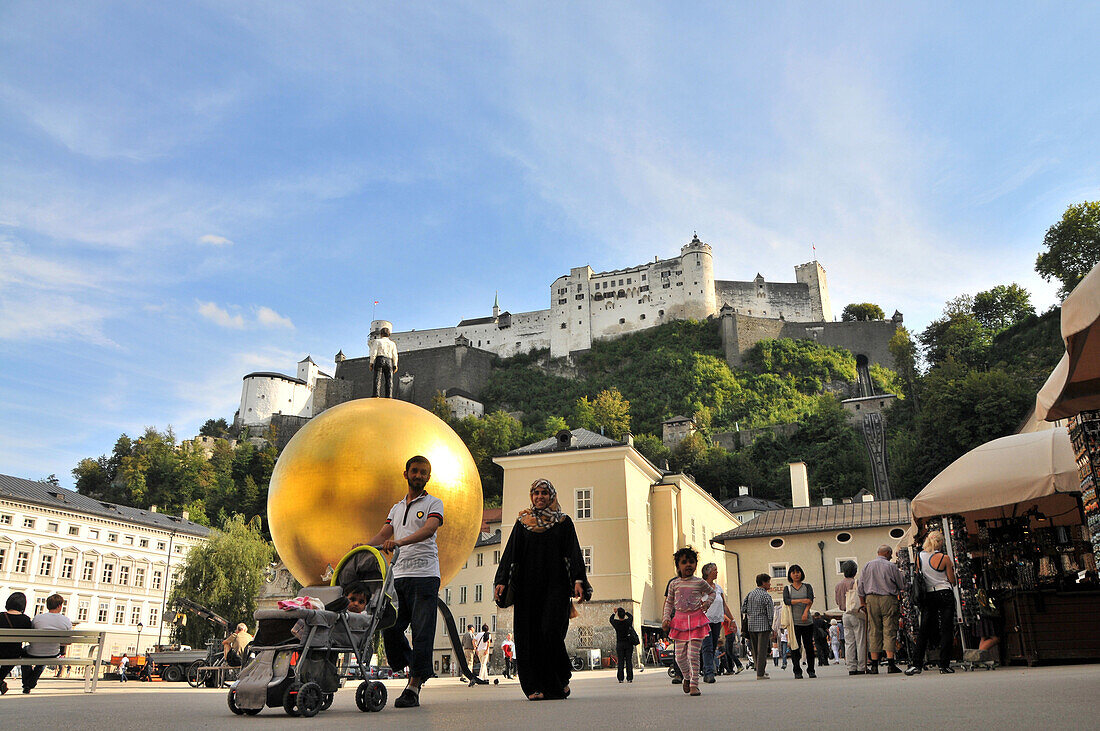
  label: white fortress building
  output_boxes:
[237,356,331,429]
[390,234,832,359]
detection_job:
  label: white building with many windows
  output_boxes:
[0,474,209,657]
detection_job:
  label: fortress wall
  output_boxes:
[333,345,497,410]
[720,313,787,365]
[312,377,353,416]
[391,325,461,351]
[715,280,816,321]
[720,313,900,369]
[269,414,312,452]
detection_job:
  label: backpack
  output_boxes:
[843,579,860,616]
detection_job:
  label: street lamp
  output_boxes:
[136,622,144,656]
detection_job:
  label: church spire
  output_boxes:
[493,291,500,319]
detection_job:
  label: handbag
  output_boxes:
[628,627,640,646]
[495,567,516,609]
[909,550,926,607]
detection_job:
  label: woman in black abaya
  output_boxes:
[494,478,590,700]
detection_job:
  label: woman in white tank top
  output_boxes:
[905,530,958,675]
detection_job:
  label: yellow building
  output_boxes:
[714,497,911,614]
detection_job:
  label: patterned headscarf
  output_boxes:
[518,478,566,533]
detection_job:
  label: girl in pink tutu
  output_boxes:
[662,547,715,696]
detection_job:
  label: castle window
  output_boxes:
[619,318,625,324]
[626,278,631,284]
[659,310,664,316]
[560,323,566,329]
[663,283,670,289]
[641,274,646,280]
[640,314,646,320]
[676,282,683,286]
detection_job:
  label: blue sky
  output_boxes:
[2,2,1098,486]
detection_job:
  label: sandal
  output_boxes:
[527,692,544,700]
[563,686,570,698]
[682,678,690,694]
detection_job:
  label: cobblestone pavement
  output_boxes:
[3,660,1099,729]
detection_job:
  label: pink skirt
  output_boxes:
[669,611,710,641]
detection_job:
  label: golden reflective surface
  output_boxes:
[268,399,483,586]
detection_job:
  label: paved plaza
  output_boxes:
[3,661,1099,729]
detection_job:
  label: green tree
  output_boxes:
[540,415,570,438]
[429,391,451,422]
[919,313,991,370]
[199,418,230,438]
[633,433,671,468]
[841,303,886,322]
[169,514,273,647]
[1036,200,1100,298]
[972,283,1035,332]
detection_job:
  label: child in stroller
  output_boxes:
[227,546,398,718]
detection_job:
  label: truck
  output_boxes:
[148,598,231,682]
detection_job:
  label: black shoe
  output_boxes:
[807,671,816,678]
[849,670,865,675]
[905,666,922,676]
[793,672,803,679]
[0,680,6,695]
[670,676,683,685]
[939,667,955,674]
[867,663,879,675]
[394,688,420,708]
[22,688,31,694]
[887,663,902,674]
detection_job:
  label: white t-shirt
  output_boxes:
[28,611,73,656]
[385,491,445,579]
[369,337,398,365]
[475,631,492,654]
[705,583,726,623]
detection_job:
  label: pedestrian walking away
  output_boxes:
[741,574,776,680]
[835,560,868,675]
[860,545,904,674]
[365,455,445,708]
[118,654,129,682]
[474,624,493,683]
[610,607,638,683]
[906,530,958,676]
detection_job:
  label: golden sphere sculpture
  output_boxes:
[268,398,483,587]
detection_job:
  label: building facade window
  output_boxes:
[152,571,163,590]
[34,596,47,615]
[459,586,467,604]
[835,557,858,575]
[15,550,30,574]
[0,514,11,525]
[156,541,166,551]
[102,564,114,583]
[0,547,6,571]
[61,557,74,579]
[581,546,593,574]
[444,588,451,605]
[97,602,109,623]
[475,585,483,603]
[493,550,500,564]
[476,553,484,567]
[769,563,788,579]
[39,554,53,577]
[23,517,35,529]
[135,568,145,588]
[473,615,481,630]
[575,488,592,520]
[69,526,80,536]
[148,607,159,626]
[118,565,130,585]
[82,561,95,582]
[139,538,149,548]
[114,604,126,624]
[131,606,142,625]
[107,533,118,543]
[47,521,59,532]
[77,600,89,622]
[769,538,785,549]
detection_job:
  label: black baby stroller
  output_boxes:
[227,545,398,718]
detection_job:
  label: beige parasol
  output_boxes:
[1045,262,1100,421]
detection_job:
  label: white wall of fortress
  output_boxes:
[389,238,829,359]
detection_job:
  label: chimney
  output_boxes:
[822,497,834,506]
[625,432,634,447]
[789,462,810,508]
[738,486,749,497]
[150,505,157,513]
[555,430,575,450]
[181,510,190,520]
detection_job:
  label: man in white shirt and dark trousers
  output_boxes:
[22,594,73,693]
[700,563,734,683]
[367,456,444,708]
[370,327,399,398]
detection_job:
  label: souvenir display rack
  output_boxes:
[1068,409,1100,567]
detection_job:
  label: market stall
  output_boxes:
[907,428,1100,666]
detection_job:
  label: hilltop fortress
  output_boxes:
[390,234,832,359]
[236,234,900,438]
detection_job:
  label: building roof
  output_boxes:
[457,316,495,327]
[242,371,307,385]
[720,495,785,514]
[714,498,911,541]
[663,415,694,425]
[444,388,480,401]
[503,428,622,456]
[475,531,502,547]
[0,473,211,537]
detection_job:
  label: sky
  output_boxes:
[2,2,1098,486]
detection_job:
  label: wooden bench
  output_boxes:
[0,628,107,693]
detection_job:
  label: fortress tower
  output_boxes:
[794,260,833,322]
[680,233,717,320]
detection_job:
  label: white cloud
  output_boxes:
[198,234,233,246]
[0,292,115,346]
[256,306,294,329]
[197,301,246,329]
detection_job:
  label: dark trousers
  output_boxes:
[503,656,514,678]
[372,356,394,398]
[701,622,722,677]
[788,624,816,675]
[616,641,634,682]
[383,576,440,681]
[912,589,956,669]
[749,630,771,677]
[724,636,743,670]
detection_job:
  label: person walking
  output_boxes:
[813,612,831,666]
[610,607,637,684]
[22,593,73,693]
[835,559,867,675]
[829,620,841,663]
[494,478,590,701]
[367,455,445,708]
[461,625,476,676]
[722,617,744,674]
[699,563,734,684]
[906,530,958,675]
[782,565,817,679]
[741,573,776,680]
[662,547,715,697]
[860,545,904,674]
[474,624,492,682]
[500,634,516,679]
[369,326,399,398]
[779,627,789,669]
[118,654,129,683]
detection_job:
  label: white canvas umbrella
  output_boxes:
[1045,262,1100,420]
[910,427,1078,521]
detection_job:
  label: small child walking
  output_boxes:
[662,547,715,696]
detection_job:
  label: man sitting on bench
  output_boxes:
[23,593,73,693]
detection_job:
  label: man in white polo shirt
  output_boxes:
[23,593,73,692]
[367,455,443,708]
